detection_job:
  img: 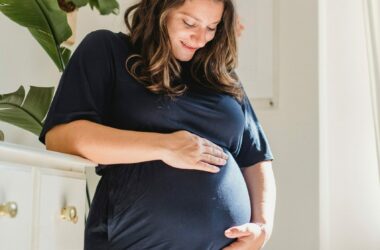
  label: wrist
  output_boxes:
[152,133,171,161]
[254,222,272,246]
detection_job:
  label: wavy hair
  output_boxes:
[124,0,244,101]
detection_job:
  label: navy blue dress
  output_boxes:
[39,30,274,250]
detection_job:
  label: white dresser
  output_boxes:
[0,142,96,250]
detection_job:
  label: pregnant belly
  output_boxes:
[105,151,251,250]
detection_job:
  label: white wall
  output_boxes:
[319,0,380,249]
[261,0,320,249]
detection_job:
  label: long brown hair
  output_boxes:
[124,0,243,101]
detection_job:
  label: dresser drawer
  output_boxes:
[0,164,33,250]
[36,171,86,250]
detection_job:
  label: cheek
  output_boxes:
[172,31,195,44]
[166,20,181,40]
[168,27,186,40]
[206,33,216,42]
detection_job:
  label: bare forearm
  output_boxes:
[45,119,166,164]
[242,161,277,237]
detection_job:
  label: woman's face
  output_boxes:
[166,0,224,61]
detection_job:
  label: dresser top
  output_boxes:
[0,142,97,171]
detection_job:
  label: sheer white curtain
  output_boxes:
[363,0,380,181]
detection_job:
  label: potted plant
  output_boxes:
[0,0,119,141]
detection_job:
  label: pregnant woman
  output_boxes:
[39,0,277,249]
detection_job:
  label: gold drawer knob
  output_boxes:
[60,206,78,224]
[0,201,18,218]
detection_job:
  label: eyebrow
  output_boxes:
[179,12,221,25]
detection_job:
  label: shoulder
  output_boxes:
[85,29,115,39]
[82,29,135,55]
[80,29,120,47]
[74,29,135,60]
[77,29,131,49]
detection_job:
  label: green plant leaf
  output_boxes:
[0,86,24,106]
[0,108,42,135]
[0,0,72,71]
[0,130,4,141]
[22,86,55,122]
[89,0,119,15]
[0,86,55,136]
[61,46,72,66]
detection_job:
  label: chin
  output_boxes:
[180,51,196,61]
[177,57,193,62]
[175,54,194,62]
[172,47,195,61]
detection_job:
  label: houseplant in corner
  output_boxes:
[0,0,119,140]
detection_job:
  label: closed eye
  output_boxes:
[183,20,196,28]
[183,19,217,32]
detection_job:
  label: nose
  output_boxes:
[191,28,207,48]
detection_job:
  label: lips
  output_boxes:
[181,41,197,51]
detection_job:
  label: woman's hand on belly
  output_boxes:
[223,223,267,250]
[160,130,229,173]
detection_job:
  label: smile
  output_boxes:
[181,41,197,51]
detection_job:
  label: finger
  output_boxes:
[196,161,220,173]
[225,226,252,238]
[200,138,224,152]
[225,229,251,238]
[203,145,228,160]
[200,153,227,166]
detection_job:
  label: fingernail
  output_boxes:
[225,229,235,235]
[214,167,220,172]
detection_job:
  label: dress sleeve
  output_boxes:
[233,90,274,168]
[38,30,115,145]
